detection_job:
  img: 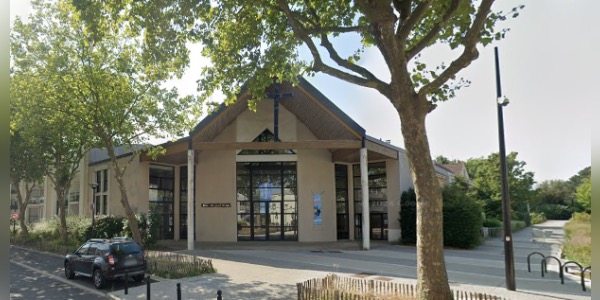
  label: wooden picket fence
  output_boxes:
[145,250,215,278]
[297,274,506,300]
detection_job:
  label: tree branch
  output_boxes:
[319,34,384,86]
[418,0,495,97]
[396,0,433,39]
[406,0,461,60]
[276,0,389,94]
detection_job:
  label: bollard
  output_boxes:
[125,273,129,295]
[177,283,181,300]
[217,289,222,300]
[146,275,151,300]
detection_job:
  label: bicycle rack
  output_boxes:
[528,252,591,292]
[542,256,564,283]
[563,261,591,292]
[527,252,546,274]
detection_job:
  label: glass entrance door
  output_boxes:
[236,162,297,241]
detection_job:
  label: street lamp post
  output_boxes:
[495,47,516,291]
[89,182,98,238]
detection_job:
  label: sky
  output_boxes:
[10,0,594,183]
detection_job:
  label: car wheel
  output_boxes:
[64,262,75,279]
[93,268,106,289]
[132,274,145,282]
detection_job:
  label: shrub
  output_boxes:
[530,212,546,225]
[86,215,125,239]
[399,183,483,248]
[511,220,526,232]
[535,204,572,220]
[399,188,417,244]
[123,211,160,249]
[482,218,502,228]
[442,183,483,248]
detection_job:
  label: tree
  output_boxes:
[72,0,522,297]
[534,179,573,206]
[9,131,46,236]
[569,166,591,191]
[10,67,88,241]
[11,0,201,244]
[575,177,591,212]
[465,152,535,219]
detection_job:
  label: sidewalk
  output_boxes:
[109,220,591,300]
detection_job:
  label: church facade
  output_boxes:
[32,77,457,245]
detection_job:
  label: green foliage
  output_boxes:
[563,213,591,266]
[534,179,573,206]
[535,204,572,220]
[575,177,591,212]
[482,218,502,228]
[465,152,535,219]
[399,188,417,245]
[400,183,483,248]
[146,253,216,279]
[441,183,483,248]
[529,212,546,225]
[510,220,526,232]
[123,211,160,249]
[86,216,125,239]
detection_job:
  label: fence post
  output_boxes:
[124,273,129,295]
[176,283,181,300]
[217,289,222,300]
[146,275,151,300]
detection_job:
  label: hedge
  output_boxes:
[399,183,483,248]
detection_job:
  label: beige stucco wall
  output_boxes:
[296,119,336,242]
[196,117,237,242]
[190,98,338,242]
[88,155,150,218]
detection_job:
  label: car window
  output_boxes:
[76,243,91,255]
[88,243,99,255]
[110,242,142,255]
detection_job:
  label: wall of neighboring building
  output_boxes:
[88,154,149,218]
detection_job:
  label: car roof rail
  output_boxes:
[88,238,109,243]
[110,236,133,242]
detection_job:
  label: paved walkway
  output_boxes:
[109,220,591,299]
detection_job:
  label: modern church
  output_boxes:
[20,77,458,244]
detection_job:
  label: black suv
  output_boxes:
[64,237,147,289]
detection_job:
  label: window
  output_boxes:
[236,162,297,241]
[95,169,110,215]
[179,166,195,240]
[149,165,175,240]
[335,164,349,240]
[238,129,296,155]
[353,162,388,240]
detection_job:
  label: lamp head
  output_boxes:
[89,182,98,189]
[498,96,510,107]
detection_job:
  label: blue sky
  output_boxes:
[11,0,594,182]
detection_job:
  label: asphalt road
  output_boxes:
[10,245,148,299]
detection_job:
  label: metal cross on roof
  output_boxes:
[265,79,293,142]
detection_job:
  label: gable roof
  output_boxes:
[147,77,406,164]
[189,76,366,143]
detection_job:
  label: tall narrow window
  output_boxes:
[335,164,349,240]
[149,165,175,240]
[353,162,388,240]
[179,166,195,240]
[94,169,110,215]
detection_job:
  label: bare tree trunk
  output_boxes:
[55,183,69,241]
[398,95,453,300]
[12,179,31,236]
[106,144,143,244]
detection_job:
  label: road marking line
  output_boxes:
[10,260,109,298]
